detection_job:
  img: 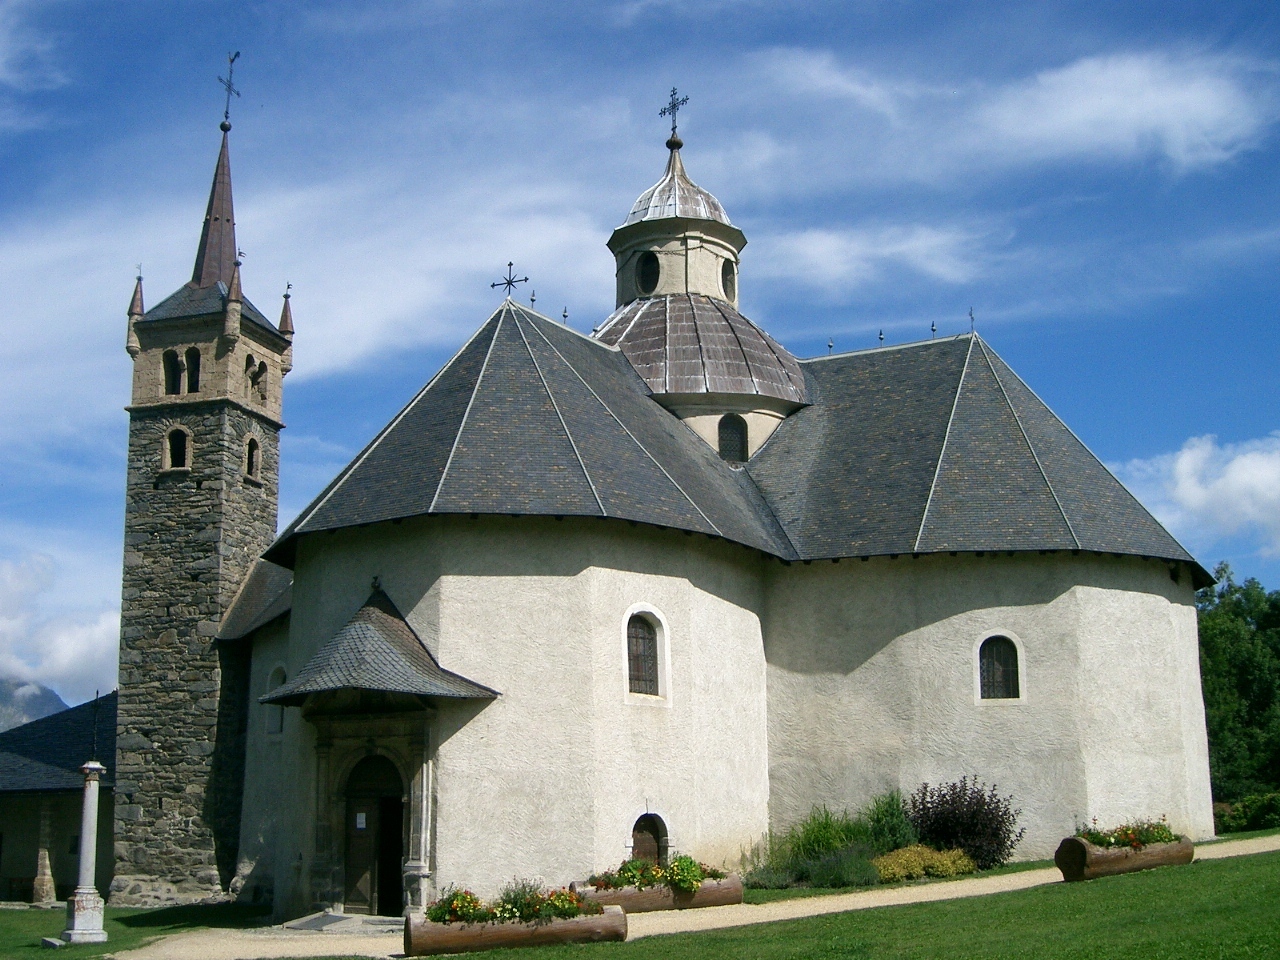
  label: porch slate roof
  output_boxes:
[0,693,116,793]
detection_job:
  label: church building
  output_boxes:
[6,108,1215,918]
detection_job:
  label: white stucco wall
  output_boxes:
[763,553,1213,859]
[268,516,770,907]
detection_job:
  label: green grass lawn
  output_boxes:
[0,902,271,958]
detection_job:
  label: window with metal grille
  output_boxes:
[718,414,748,463]
[627,615,659,696]
[979,636,1020,699]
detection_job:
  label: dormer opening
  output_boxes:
[185,347,201,393]
[636,252,660,296]
[163,351,183,396]
[718,414,748,463]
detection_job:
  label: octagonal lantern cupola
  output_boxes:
[597,130,808,464]
[607,132,747,309]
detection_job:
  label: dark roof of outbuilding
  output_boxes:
[266,300,794,565]
[0,692,116,793]
[220,559,293,640]
[262,590,497,705]
[594,294,807,405]
[747,334,1201,575]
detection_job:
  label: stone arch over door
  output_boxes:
[344,755,405,916]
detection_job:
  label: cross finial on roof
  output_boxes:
[969,306,975,333]
[659,87,689,144]
[219,51,241,130]
[490,261,529,297]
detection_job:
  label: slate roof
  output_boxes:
[0,692,116,794]
[623,144,732,227]
[594,294,808,404]
[141,281,279,336]
[746,334,1202,575]
[263,305,1203,583]
[266,300,794,565]
[220,559,293,640]
[262,590,497,705]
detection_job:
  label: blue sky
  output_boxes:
[1,0,1277,705]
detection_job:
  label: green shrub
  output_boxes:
[872,845,977,883]
[427,886,494,924]
[742,863,794,889]
[1216,793,1280,832]
[907,777,1025,870]
[867,791,918,855]
[1077,817,1179,850]
[806,845,881,888]
[786,805,871,863]
[665,855,706,893]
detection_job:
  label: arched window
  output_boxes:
[254,361,268,401]
[266,667,286,734]
[718,414,748,463]
[627,615,659,696]
[163,350,183,395]
[245,437,260,479]
[244,355,256,398]
[631,814,668,865]
[636,251,660,296]
[165,428,189,470]
[184,347,201,393]
[721,259,736,301]
[979,636,1020,699]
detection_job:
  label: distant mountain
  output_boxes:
[0,678,68,733]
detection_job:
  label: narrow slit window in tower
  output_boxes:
[244,355,256,398]
[166,429,188,470]
[163,351,182,395]
[721,259,736,301]
[184,347,201,393]
[718,414,748,463]
[245,438,260,479]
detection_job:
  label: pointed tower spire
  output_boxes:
[191,124,238,288]
[126,271,144,358]
[278,284,294,336]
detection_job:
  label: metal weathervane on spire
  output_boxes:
[491,262,529,297]
[219,51,241,129]
[659,87,689,141]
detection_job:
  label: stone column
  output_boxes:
[33,797,56,904]
[403,720,432,913]
[60,761,108,944]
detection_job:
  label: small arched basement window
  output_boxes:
[165,428,189,470]
[627,614,659,696]
[636,251,660,296]
[163,350,183,395]
[184,347,201,393]
[266,667,286,734]
[979,636,1020,700]
[718,414,748,463]
[245,438,260,479]
[631,814,668,865]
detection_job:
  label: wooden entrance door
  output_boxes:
[343,755,405,916]
[344,799,380,914]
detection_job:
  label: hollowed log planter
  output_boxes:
[576,875,743,912]
[1054,836,1194,882]
[404,904,626,956]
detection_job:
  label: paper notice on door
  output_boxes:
[356,812,366,829]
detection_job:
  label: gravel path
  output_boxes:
[113,833,1280,959]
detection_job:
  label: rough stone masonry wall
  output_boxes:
[112,400,278,905]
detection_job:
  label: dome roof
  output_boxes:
[622,141,732,227]
[594,294,807,404]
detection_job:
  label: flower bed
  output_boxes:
[405,883,624,956]
[1055,820,1193,882]
[575,856,742,912]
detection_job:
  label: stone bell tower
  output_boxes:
[112,116,294,904]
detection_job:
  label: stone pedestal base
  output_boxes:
[61,888,107,943]
[32,875,56,905]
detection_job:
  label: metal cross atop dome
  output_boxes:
[219,51,241,126]
[659,87,689,139]
[491,262,529,297]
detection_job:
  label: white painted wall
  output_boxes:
[763,552,1214,859]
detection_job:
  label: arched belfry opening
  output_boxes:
[631,814,668,865]
[344,755,405,916]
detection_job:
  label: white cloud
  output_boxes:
[974,52,1269,170]
[0,552,118,705]
[752,223,987,295]
[1116,432,1280,557]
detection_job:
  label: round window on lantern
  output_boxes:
[721,259,736,301]
[636,251,660,295]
